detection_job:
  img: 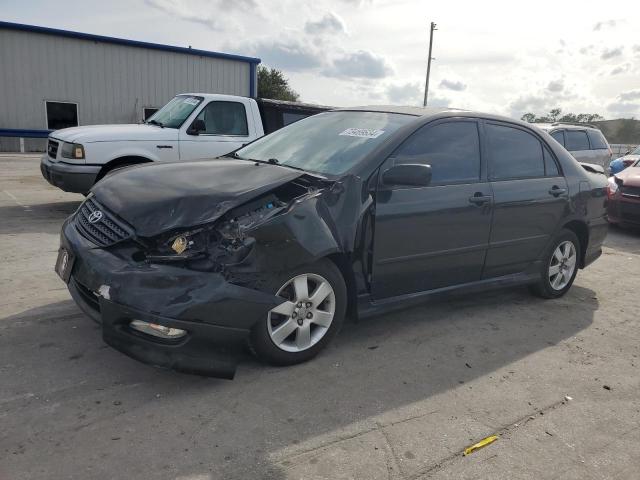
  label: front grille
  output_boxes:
[621,185,640,198]
[74,197,133,247]
[48,139,59,159]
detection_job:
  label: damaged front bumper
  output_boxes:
[61,218,282,378]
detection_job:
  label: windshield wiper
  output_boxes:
[147,119,164,128]
[227,153,308,172]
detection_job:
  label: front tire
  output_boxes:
[529,229,580,299]
[249,259,347,366]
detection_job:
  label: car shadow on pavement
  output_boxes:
[0,201,81,235]
[0,283,598,479]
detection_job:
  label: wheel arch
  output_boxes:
[326,252,358,319]
[561,220,589,268]
[96,156,153,181]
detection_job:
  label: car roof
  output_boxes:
[335,105,537,127]
[337,105,458,116]
[535,123,600,132]
[179,93,249,101]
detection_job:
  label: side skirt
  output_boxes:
[357,265,541,319]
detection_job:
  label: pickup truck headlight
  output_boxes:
[61,142,85,159]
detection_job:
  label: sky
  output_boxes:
[3,0,640,120]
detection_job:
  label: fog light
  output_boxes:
[130,319,187,339]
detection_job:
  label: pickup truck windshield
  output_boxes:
[235,111,414,175]
[147,95,204,129]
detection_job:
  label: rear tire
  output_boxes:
[249,259,347,366]
[529,229,580,299]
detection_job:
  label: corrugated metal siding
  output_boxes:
[0,28,251,129]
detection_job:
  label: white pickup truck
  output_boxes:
[41,94,329,194]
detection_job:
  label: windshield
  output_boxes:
[235,111,415,175]
[632,145,640,155]
[147,95,204,128]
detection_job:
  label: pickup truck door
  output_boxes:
[179,99,258,160]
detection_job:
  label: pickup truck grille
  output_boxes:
[74,197,133,247]
[47,140,59,159]
[621,185,640,198]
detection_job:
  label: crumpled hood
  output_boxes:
[92,159,306,237]
[617,166,640,187]
[51,124,176,143]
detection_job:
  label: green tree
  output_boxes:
[257,66,300,102]
[521,109,605,124]
[549,108,562,122]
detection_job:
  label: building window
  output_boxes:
[46,101,78,130]
[143,108,159,121]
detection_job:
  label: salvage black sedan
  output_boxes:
[56,106,608,378]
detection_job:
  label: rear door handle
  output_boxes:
[548,186,567,197]
[469,194,492,205]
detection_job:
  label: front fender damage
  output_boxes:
[207,174,371,295]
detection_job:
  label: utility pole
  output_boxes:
[423,22,437,107]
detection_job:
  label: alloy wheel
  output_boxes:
[548,240,577,290]
[267,273,336,353]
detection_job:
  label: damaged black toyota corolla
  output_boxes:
[56,106,608,378]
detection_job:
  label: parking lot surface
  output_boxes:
[1,154,639,480]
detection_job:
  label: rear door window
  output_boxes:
[550,130,565,146]
[487,123,545,180]
[393,120,481,184]
[564,130,590,151]
[587,130,608,149]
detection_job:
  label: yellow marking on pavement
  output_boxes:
[463,435,499,456]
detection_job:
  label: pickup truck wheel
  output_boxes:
[529,229,580,299]
[248,259,346,366]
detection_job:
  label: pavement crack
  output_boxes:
[378,421,406,480]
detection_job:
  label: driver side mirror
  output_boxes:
[187,119,206,136]
[382,164,432,187]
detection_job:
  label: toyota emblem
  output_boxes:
[88,210,103,224]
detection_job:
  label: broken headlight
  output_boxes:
[143,195,287,264]
[145,229,210,261]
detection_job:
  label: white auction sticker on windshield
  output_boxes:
[184,97,200,105]
[339,128,385,139]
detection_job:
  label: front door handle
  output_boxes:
[548,186,567,197]
[469,193,492,205]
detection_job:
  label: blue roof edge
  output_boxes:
[0,20,261,65]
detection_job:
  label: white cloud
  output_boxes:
[601,47,623,60]
[547,80,564,92]
[305,12,346,35]
[323,50,393,79]
[593,19,618,31]
[619,90,640,102]
[439,79,466,91]
[386,82,422,104]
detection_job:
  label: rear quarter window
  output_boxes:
[587,130,608,149]
[564,130,590,151]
